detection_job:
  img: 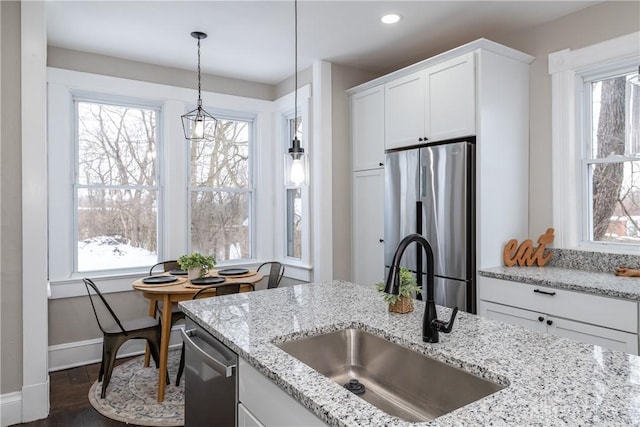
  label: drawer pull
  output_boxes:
[533,289,556,296]
[538,316,544,322]
[546,319,553,326]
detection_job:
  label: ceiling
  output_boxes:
[45,1,598,85]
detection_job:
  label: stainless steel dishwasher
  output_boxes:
[181,318,238,427]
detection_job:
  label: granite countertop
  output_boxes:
[479,266,640,301]
[180,281,640,426]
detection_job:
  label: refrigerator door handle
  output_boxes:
[420,165,427,200]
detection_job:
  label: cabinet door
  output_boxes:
[352,86,385,171]
[549,317,639,355]
[478,301,546,333]
[353,169,385,286]
[384,71,425,150]
[425,52,476,142]
[239,403,265,427]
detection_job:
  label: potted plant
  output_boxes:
[375,267,422,314]
[178,252,216,279]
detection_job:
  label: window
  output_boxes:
[48,68,276,296]
[583,69,640,245]
[189,116,254,261]
[549,32,639,252]
[75,99,160,272]
[285,117,303,259]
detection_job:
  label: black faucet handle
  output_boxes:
[431,307,459,334]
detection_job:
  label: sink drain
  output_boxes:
[344,379,366,395]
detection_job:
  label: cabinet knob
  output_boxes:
[418,137,424,142]
[538,316,544,322]
[424,137,429,141]
[546,320,553,326]
[379,239,384,243]
[379,162,384,167]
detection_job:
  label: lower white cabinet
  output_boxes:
[478,276,639,355]
[238,357,328,427]
[352,169,385,287]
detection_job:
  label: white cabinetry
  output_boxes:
[351,85,385,286]
[478,276,639,354]
[238,357,328,427]
[352,85,385,171]
[349,39,534,288]
[352,169,385,286]
[384,52,475,150]
[424,53,475,142]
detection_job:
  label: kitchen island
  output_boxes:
[180,281,640,426]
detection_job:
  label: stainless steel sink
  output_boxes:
[276,328,506,422]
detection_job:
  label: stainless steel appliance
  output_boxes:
[384,138,475,313]
[182,318,238,426]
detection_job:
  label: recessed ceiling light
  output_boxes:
[381,14,401,25]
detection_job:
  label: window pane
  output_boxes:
[191,191,250,261]
[590,71,639,159]
[77,188,158,271]
[77,102,157,186]
[191,119,249,188]
[589,160,640,243]
[286,188,302,258]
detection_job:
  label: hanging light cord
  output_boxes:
[197,36,202,106]
[294,0,298,129]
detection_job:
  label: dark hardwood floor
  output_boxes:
[15,358,140,427]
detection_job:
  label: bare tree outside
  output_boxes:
[190,118,251,261]
[76,101,159,271]
[590,71,640,244]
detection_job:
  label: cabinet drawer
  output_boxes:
[478,276,638,333]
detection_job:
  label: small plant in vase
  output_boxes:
[375,267,422,314]
[178,252,216,279]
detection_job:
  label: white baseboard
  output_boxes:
[48,326,185,372]
[0,392,22,427]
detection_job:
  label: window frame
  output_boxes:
[186,110,257,262]
[549,31,640,253]
[72,95,164,274]
[47,67,275,297]
[275,85,312,277]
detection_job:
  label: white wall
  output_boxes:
[495,1,640,238]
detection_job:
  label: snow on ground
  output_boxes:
[78,235,157,272]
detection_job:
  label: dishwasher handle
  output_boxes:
[181,328,236,378]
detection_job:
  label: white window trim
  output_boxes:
[549,31,639,253]
[47,68,274,297]
[274,85,312,282]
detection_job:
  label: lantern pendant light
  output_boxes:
[285,0,308,186]
[181,31,217,140]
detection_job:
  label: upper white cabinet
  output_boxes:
[384,52,475,150]
[424,52,475,142]
[384,71,426,149]
[351,86,385,171]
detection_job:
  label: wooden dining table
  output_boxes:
[132,269,263,402]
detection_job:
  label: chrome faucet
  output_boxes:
[384,233,459,343]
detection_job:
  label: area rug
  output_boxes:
[88,349,184,426]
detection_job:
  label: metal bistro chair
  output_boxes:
[175,283,241,386]
[149,260,186,327]
[258,261,285,289]
[83,278,164,398]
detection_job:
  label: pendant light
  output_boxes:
[181,31,217,140]
[285,0,308,186]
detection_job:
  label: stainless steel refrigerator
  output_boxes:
[384,139,476,313]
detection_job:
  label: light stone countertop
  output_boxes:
[180,281,640,427]
[479,266,640,301]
